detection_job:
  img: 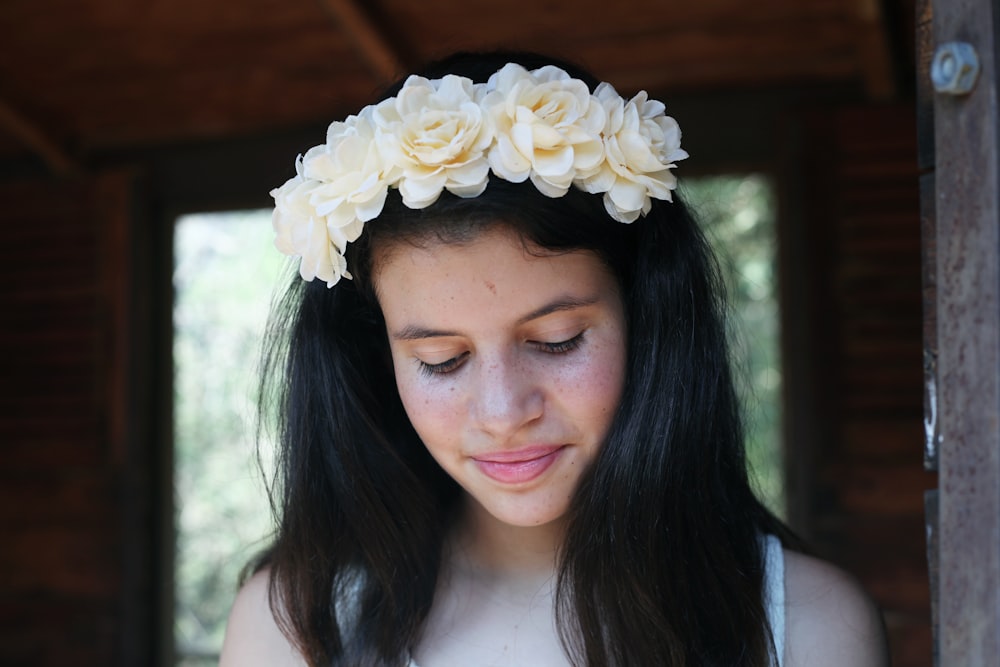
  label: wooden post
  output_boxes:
[928,0,1000,663]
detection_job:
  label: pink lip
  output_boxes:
[472,445,565,484]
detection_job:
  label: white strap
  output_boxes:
[763,533,786,666]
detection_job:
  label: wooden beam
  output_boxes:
[853,0,897,100]
[318,0,406,86]
[931,0,1000,663]
[0,99,79,176]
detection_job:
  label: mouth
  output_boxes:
[471,445,565,484]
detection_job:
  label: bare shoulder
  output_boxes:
[219,568,307,667]
[783,549,889,667]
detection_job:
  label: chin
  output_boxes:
[477,496,572,530]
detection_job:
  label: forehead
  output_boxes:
[373,228,617,325]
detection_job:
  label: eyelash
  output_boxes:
[416,331,586,377]
[537,331,585,354]
[418,352,469,376]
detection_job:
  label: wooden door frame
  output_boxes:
[921,0,1000,663]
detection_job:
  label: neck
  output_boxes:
[414,497,573,667]
[451,498,565,579]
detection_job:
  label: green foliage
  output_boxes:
[173,211,284,662]
[683,175,784,516]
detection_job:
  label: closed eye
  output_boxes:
[417,351,469,376]
[533,331,585,354]
[416,332,584,376]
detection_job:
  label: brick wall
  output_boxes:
[0,171,152,666]
[785,105,933,666]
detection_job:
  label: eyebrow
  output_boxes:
[390,295,600,341]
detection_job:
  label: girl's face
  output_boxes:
[375,228,627,531]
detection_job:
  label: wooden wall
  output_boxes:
[0,171,154,666]
[783,104,933,666]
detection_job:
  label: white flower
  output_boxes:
[271,109,390,286]
[271,171,352,287]
[271,108,391,287]
[483,63,605,198]
[306,108,391,235]
[373,74,493,208]
[582,83,689,222]
[269,63,691,285]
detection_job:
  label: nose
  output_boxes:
[471,351,543,439]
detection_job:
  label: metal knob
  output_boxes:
[931,42,980,95]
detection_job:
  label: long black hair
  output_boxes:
[256,51,794,666]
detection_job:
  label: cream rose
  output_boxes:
[270,62,691,285]
[271,109,389,286]
[373,74,493,209]
[305,108,391,235]
[483,63,605,198]
[581,83,689,222]
[271,170,352,286]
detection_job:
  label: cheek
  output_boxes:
[394,370,464,447]
[551,340,627,427]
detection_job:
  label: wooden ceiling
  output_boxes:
[0,0,915,175]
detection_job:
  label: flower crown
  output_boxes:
[271,62,688,286]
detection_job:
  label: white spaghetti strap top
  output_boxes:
[409,534,787,667]
[763,533,786,666]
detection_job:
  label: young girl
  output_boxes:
[220,52,888,667]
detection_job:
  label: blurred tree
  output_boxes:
[173,211,283,665]
[685,174,783,515]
